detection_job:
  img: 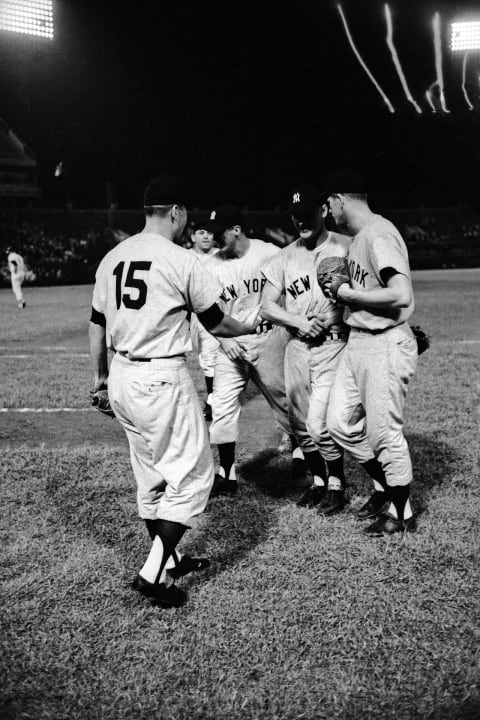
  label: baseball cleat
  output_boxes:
[210,474,238,497]
[356,491,388,519]
[132,575,187,607]
[296,484,327,508]
[362,514,417,537]
[167,555,211,579]
[318,489,348,516]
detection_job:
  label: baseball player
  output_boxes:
[261,185,351,515]
[6,247,26,308]
[323,168,418,535]
[89,176,260,608]
[203,205,302,496]
[189,220,220,420]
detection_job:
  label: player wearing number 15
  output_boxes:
[89,175,258,608]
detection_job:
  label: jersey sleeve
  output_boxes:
[186,259,223,314]
[261,250,285,292]
[92,259,108,315]
[369,233,410,282]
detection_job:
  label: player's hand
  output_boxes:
[296,316,325,339]
[238,341,259,364]
[219,338,245,361]
[324,281,350,303]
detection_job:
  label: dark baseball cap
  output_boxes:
[143,175,190,207]
[288,184,327,216]
[324,168,367,196]
[189,216,211,232]
[203,205,243,234]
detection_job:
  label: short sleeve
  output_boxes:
[369,233,410,281]
[261,251,285,292]
[186,259,223,313]
[92,259,108,314]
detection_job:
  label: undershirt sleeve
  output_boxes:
[90,306,106,327]
[197,303,224,330]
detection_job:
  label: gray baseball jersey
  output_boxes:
[345,214,414,330]
[262,231,351,323]
[92,232,222,359]
[206,239,279,329]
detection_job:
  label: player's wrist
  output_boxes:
[338,284,353,301]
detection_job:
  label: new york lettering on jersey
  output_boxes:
[207,238,278,324]
[263,232,351,318]
[344,215,414,330]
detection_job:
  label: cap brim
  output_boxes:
[203,221,227,234]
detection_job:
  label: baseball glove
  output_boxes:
[90,386,115,418]
[316,256,351,301]
[410,325,430,355]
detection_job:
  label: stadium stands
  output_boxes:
[1,204,479,287]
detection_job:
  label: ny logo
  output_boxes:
[292,192,300,204]
[210,210,216,220]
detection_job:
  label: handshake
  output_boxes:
[296,311,339,340]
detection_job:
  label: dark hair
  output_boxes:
[144,204,175,218]
[343,193,368,202]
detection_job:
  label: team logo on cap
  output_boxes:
[210,210,216,220]
[292,192,301,204]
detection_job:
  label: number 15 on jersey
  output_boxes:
[113,261,152,310]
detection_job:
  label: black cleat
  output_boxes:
[363,514,417,537]
[318,489,348,516]
[132,575,187,607]
[296,484,327,508]
[168,555,211,579]
[210,473,238,497]
[357,491,388,519]
[203,402,212,422]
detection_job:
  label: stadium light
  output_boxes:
[0,1,54,40]
[451,21,480,52]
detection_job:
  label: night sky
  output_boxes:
[0,0,479,211]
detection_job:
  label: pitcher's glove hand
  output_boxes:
[410,325,430,355]
[90,385,115,418]
[316,256,351,302]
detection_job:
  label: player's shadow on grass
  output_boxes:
[238,448,307,499]
[406,431,463,513]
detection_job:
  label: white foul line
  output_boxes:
[0,408,92,413]
[0,354,90,359]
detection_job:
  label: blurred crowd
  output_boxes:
[1,210,479,285]
[0,215,111,285]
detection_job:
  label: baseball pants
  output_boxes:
[190,314,219,378]
[11,273,25,304]
[326,323,418,487]
[108,354,214,526]
[209,325,291,444]
[285,336,346,459]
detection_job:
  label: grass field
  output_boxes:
[1,270,479,720]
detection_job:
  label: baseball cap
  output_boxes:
[189,217,211,232]
[324,168,367,196]
[203,205,243,234]
[143,175,190,207]
[288,184,327,216]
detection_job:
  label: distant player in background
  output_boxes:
[203,205,303,496]
[6,247,26,308]
[189,220,220,420]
